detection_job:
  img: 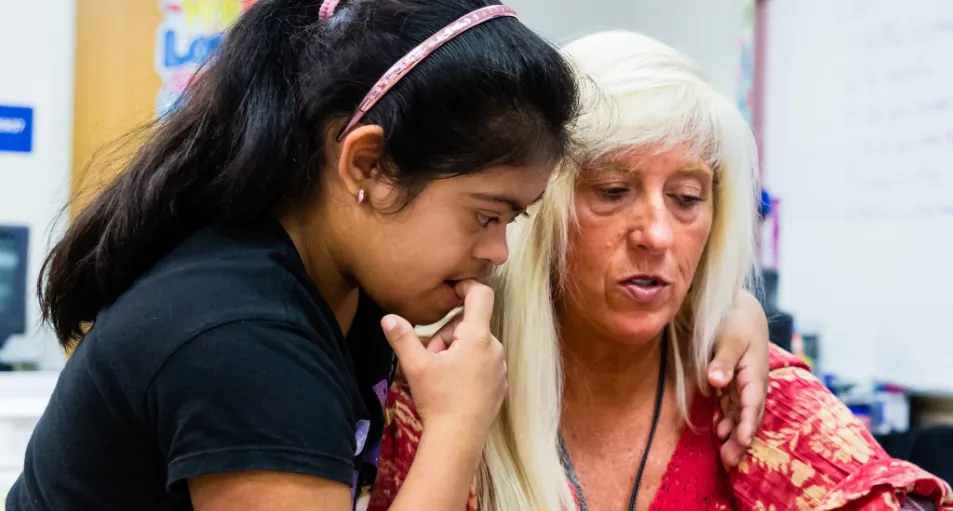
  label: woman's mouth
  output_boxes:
[620,275,670,303]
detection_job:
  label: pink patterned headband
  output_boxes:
[318,0,341,21]
[317,3,519,140]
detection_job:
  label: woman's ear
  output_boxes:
[332,125,385,200]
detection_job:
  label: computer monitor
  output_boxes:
[760,268,779,310]
[758,268,794,353]
[0,225,29,349]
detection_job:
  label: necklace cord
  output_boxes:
[627,335,669,511]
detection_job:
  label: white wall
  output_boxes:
[508,0,745,99]
[627,0,744,100]
[762,0,953,390]
[0,0,76,370]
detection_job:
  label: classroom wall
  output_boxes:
[629,0,745,101]
[509,0,745,99]
[0,0,76,369]
[761,0,953,390]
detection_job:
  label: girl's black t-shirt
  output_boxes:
[6,219,396,511]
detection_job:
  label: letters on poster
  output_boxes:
[155,0,256,116]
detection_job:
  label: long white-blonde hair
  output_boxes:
[476,30,760,510]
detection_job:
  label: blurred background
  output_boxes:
[0,0,951,498]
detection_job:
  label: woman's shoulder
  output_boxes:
[767,343,811,372]
[729,344,953,510]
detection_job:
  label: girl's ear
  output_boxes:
[330,124,385,201]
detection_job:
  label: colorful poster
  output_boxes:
[155,0,258,116]
[737,0,756,125]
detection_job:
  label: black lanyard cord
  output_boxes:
[627,335,669,511]
[558,336,670,511]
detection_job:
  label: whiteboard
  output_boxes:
[763,0,953,391]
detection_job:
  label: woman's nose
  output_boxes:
[629,198,674,253]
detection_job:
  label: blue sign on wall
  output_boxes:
[0,106,34,153]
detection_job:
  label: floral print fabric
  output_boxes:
[368,345,953,510]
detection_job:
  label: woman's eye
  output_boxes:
[599,187,629,201]
[672,194,704,209]
[477,213,500,228]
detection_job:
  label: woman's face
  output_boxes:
[559,147,714,344]
[355,165,550,325]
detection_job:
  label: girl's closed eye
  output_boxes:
[477,213,500,228]
[478,211,529,228]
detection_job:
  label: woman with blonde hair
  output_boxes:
[369,30,953,511]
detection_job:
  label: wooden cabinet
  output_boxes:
[70,1,254,216]
[71,0,162,216]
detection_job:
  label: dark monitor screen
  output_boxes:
[760,268,779,310]
[0,225,29,345]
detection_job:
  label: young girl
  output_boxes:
[7,2,770,510]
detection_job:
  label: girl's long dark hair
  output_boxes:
[41,0,578,347]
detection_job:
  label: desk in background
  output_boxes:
[0,372,58,501]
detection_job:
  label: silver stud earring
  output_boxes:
[356,188,366,204]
